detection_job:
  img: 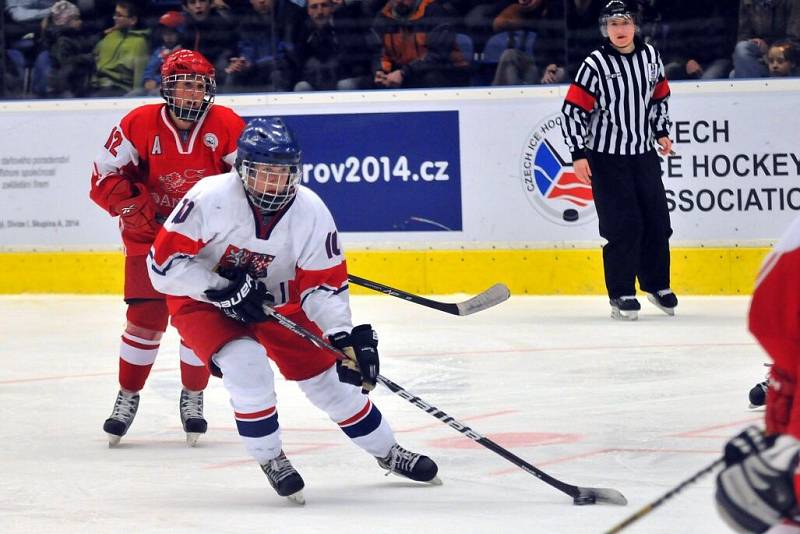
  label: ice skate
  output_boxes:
[749,364,772,408]
[179,389,208,446]
[261,451,305,504]
[749,381,768,408]
[609,296,640,321]
[377,443,441,485]
[647,289,678,316]
[103,389,140,446]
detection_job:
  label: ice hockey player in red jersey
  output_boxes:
[90,49,245,447]
[146,117,440,503]
[716,214,800,532]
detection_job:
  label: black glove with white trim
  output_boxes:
[723,425,774,466]
[716,432,800,533]
[205,270,272,323]
[329,324,379,394]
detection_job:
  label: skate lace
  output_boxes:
[110,392,137,421]
[180,391,203,419]
[656,289,674,297]
[264,453,297,484]
[383,445,419,475]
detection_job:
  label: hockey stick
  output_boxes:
[604,457,724,533]
[263,304,627,506]
[348,274,511,316]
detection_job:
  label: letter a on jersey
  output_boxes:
[152,135,162,155]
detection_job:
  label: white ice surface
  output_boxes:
[0,295,763,533]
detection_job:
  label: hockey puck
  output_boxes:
[573,494,596,506]
[562,208,579,222]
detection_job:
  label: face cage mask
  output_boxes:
[240,161,301,213]
[162,73,216,122]
[599,14,635,38]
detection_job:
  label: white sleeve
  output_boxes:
[147,193,229,301]
[294,196,353,337]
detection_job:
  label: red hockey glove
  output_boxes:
[109,181,159,233]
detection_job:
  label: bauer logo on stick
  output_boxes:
[520,113,597,226]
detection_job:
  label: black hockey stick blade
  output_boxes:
[261,304,626,506]
[348,274,511,316]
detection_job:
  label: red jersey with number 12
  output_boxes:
[90,103,245,255]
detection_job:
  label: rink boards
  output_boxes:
[1,80,797,294]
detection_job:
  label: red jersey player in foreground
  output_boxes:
[90,49,245,446]
[716,214,800,532]
[146,117,440,503]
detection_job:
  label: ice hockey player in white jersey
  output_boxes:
[147,117,440,503]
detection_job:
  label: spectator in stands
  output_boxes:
[457,0,513,55]
[565,0,604,77]
[3,50,27,97]
[5,0,58,91]
[767,39,799,76]
[373,0,469,89]
[292,0,377,90]
[136,10,185,95]
[181,0,237,81]
[5,0,56,45]
[223,0,302,92]
[491,0,567,86]
[733,0,800,78]
[90,0,149,96]
[661,0,737,80]
[41,0,98,97]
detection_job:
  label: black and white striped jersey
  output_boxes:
[561,36,671,160]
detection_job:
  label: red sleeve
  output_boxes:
[652,78,670,101]
[90,109,145,213]
[565,84,596,113]
[749,248,800,369]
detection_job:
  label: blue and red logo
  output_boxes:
[520,114,596,226]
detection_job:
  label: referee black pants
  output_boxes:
[587,150,673,299]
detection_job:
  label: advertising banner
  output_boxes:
[0,81,798,250]
[274,111,462,233]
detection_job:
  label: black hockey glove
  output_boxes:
[329,324,379,394]
[205,270,273,323]
[723,425,774,466]
[716,434,800,533]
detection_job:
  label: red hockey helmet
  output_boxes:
[160,49,216,122]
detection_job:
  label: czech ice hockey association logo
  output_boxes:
[520,114,596,226]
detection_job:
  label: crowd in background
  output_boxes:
[2,0,799,99]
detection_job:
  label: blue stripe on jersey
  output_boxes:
[148,250,192,276]
[299,283,350,306]
[340,404,383,439]
[236,412,280,438]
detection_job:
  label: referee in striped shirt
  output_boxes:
[561,0,677,321]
